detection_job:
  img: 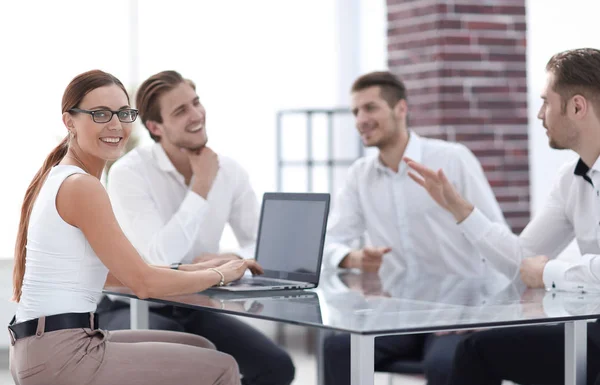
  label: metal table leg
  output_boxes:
[316,329,329,385]
[351,334,374,385]
[130,298,149,330]
[565,320,587,385]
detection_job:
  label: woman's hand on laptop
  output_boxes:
[190,258,263,276]
[219,259,264,284]
[190,258,235,270]
[244,260,264,276]
[193,252,241,264]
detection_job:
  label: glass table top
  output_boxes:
[104,268,600,335]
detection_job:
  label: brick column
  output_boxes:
[387,0,529,232]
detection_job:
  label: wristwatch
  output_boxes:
[170,262,182,270]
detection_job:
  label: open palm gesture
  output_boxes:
[404,157,473,222]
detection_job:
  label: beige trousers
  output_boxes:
[9,314,240,385]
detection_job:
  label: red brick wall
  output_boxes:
[387,0,529,232]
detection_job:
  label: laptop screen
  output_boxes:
[255,193,330,284]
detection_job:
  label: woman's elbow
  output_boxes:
[127,271,153,300]
[132,287,150,300]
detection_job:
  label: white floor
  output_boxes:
[0,369,12,385]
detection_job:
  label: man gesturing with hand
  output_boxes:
[339,246,392,272]
[404,49,600,385]
[322,71,508,385]
[100,71,295,385]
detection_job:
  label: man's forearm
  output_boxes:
[143,191,209,265]
[191,180,212,199]
[449,198,475,224]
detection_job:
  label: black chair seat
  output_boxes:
[378,360,424,375]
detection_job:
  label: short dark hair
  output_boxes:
[135,70,196,142]
[351,71,407,108]
[546,48,600,117]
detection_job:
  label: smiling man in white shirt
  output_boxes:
[98,70,295,385]
[323,71,508,385]
[406,48,600,385]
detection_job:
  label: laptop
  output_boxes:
[213,192,330,291]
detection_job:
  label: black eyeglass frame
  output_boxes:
[69,108,139,123]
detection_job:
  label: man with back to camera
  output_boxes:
[406,47,600,385]
[97,70,295,385]
[322,70,510,385]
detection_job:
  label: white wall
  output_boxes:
[0,1,134,259]
[0,260,17,349]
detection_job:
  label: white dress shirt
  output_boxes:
[460,156,600,292]
[107,143,259,265]
[324,132,508,277]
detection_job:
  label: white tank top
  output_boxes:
[16,165,109,322]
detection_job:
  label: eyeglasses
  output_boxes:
[69,108,139,123]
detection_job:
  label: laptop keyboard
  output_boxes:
[228,280,268,287]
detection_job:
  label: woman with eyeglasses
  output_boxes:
[8,70,261,385]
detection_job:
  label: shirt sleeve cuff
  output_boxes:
[326,245,353,269]
[543,259,572,291]
[181,190,208,213]
[457,207,493,244]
